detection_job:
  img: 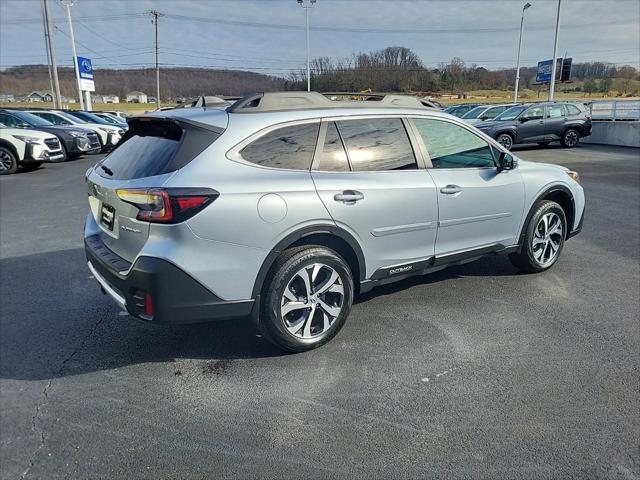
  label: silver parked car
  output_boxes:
[85,92,585,352]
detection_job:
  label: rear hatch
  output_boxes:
[87,116,223,263]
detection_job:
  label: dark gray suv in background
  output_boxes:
[475,102,592,149]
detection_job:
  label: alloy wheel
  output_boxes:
[564,130,579,147]
[0,151,13,172]
[280,263,344,339]
[532,212,563,266]
[497,134,513,149]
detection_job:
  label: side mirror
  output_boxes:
[480,115,489,121]
[498,152,516,171]
[18,123,30,129]
[519,116,528,123]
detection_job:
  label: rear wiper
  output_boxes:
[100,164,113,176]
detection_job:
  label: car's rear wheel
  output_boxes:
[260,245,354,352]
[496,133,514,150]
[509,200,566,273]
[561,129,580,148]
[0,147,18,175]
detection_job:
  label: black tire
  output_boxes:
[0,146,18,175]
[260,245,354,352]
[561,128,580,148]
[509,200,567,273]
[21,162,43,171]
[496,133,514,150]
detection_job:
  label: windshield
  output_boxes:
[57,111,87,123]
[96,114,118,124]
[462,106,487,119]
[11,110,54,126]
[494,105,527,121]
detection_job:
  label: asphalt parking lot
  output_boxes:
[1,144,638,479]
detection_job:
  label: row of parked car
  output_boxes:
[0,108,128,175]
[443,101,593,149]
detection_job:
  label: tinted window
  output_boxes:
[241,123,319,170]
[7,110,53,127]
[336,118,416,171]
[35,112,64,125]
[461,106,486,119]
[522,105,545,119]
[566,104,582,115]
[0,113,19,127]
[548,105,566,118]
[413,118,496,169]
[316,122,349,171]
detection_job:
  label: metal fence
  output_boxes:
[589,100,640,121]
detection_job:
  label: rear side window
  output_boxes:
[336,118,416,171]
[316,122,349,171]
[97,119,218,180]
[566,104,582,115]
[240,123,319,170]
[412,118,496,169]
[548,105,566,118]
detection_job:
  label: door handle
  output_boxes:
[334,190,364,204]
[440,185,462,195]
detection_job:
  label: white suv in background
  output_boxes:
[0,124,65,174]
[26,110,124,151]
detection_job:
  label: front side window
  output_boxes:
[336,118,416,171]
[0,113,19,127]
[240,122,319,170]
[548,105,566,118]
[316,122,349,171]
[522,105,545,120]
[412,118,496,169]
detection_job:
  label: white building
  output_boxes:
[125,91,148,103]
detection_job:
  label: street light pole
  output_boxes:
[297,0,316,92]
[514,2,531,103]
[42,0,62,108]
[60,0,85,110]
[549,0,562,101]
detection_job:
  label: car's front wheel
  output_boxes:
[509,200,567,273]
[561,129,580,148]
[496,133,514,150]
[260,245,354,352]
[0,146,18,175]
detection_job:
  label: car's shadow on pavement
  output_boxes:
[0,247,521,381]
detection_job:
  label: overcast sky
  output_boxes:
[1,0,638,76]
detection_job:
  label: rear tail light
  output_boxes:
[116,188,219,224]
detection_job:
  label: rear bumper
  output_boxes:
[85,234,254,324]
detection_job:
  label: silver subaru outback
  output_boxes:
[85,92,585,352]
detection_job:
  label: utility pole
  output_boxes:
[549,0,562,101]
[60,0,85,109]
[40,0,55,103]
[514,2,531,103]
[42,0,62,108]
[148,10,163,110]
[297,0,316,92]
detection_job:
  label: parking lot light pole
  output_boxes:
[549,0,562,101]
[297,0,316,92]
[60,0,85,110]
[514,2,531,103]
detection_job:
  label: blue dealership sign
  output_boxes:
[77,56,93,80]
[536,60,554,83]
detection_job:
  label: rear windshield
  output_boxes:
[96,119,219,180]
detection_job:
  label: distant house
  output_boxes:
[148,96,157,104]
[0,94,15,103]
[92,94,120,104]
[26,90,54,102]
[125,91,148,103]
